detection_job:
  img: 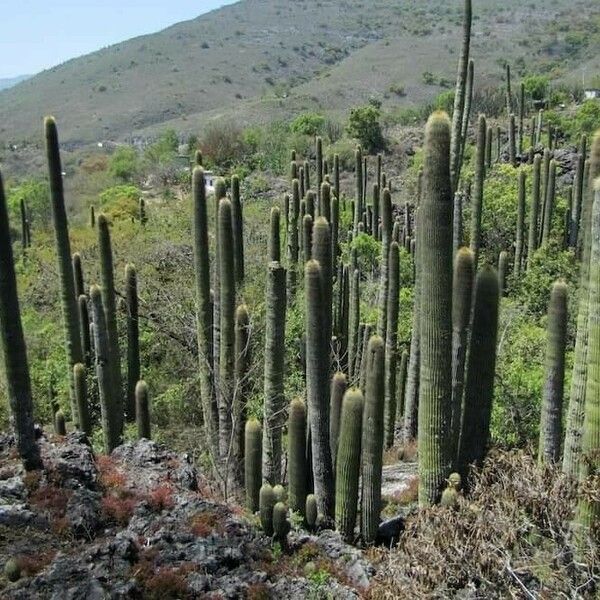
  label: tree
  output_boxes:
[346,105,385,153]
[290,113,326,137]
[109,147,139,182]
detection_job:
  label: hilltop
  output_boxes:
[0,0,598,145]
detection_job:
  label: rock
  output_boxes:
[0,476,26,503]
[376,515,405,547]
[0,502,49,528]
[41,433,97,489]
[66,488,101,539]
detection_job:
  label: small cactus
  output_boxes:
[273,502,291,543]
[55,410,67,436]
[245,419,262,512]
[305,494,318,530]
[288,398,307,514]
[4,558,21,582]
[259,483,276,536]
[136,380,151,440]
[440,472,462,507]
[74,363,92,436]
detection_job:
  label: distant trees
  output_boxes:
[346,104,385,153]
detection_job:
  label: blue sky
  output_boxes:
[1,1,239,78]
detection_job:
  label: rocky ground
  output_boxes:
[0,431,416,599]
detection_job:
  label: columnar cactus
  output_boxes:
[320,182,331,223]
[269,206,281,262]
[541,159,557,246]
[384,242,400,449]
[570,154,585,249]
[305,259,335,518]
[55,411,66,436]
[458,60,475,173]
[90,205,95,228]
[305,494,318,530]
[288,398,307,514]
[505,64,513,115]
[519,81,525,155]
[303,214,313,262]
[538,281,568,465]
[397,348,409,420]
[45,117,84,425]
[485,126,493,170]
[377,189,392,339]
[125,264,140,422]
[90,284,121,453]
[273,502,290,544]
[245,419,262,512]
[73,363,91,436]
[347,269,360,379]
[359,324,373,391]
[231,174,245,286]
[372,184,380,241]
[262,261,286,484]
[456,267,500,483]
[335,388,364,542]
[329,372,348,468]
[98,214,123,438]
[508,114,517,167]
[450,0,472,190]
[72,253,85,299]
[304,160,310,194]
[135,380,151,440]
[453,193,463,253]
[576,179,600,531]
[417,113,454,505]
[316,136,323,202]
[354,147,363,233]
[192,167,217,458]
[331,194,340,277]
[139,197,147,225]
[514,169,526,276]
[450,248,474,466]
[564,133,600,478]
[259,483,276,536]
[498,251,508,298]
[0,172,42,470]
[312,216,332,365]
[361,336,385,543]
[20,199,29,250]
[234,305,251,482]
[78,295,92,367]
[287,179,300,302]
[527,154,542,270]
[469,115,487,268]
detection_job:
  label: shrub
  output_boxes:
[522,74,550,102]
[144,129,179,165]
[109,146,139,182]
[7,180,51,228]
[201,121,247,169]
[98,185,141,221]
[346,105,385,153]
[290,112,326,137]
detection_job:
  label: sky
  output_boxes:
[1,1,239,78]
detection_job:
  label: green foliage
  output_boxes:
[290,113,326,137]
[433,91,455,114]
[98,185,141,221]
[7,180,50,228]
[109,147,139,182]
[347,233,380,273]
[522,75,549,101]
[144,129,178,165]
[346,105,384,153]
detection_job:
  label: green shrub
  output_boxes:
[98,185,141,221]
[290,113,326,137]
[346,105,385,153]
[522,75,549,102]
[6,180,50,228]
[144,129,179,165]
[109,147,139,182]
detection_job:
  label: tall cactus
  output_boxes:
[519,81,525,155]
[564,132,600,477]
[450,248,474,466]
[498,251,508,298]
[384,242,400,449]
[312,217,332,367]
[335,389,364,542]
[218,199,236,459]
[469,115,487,268]
[538,281,568,465]
[397,348,409,421]
[262,261,286,484]
[45,117,84,425]
[453,193,463,253]
[354,147,363,233]
[90,284,120,453]
[570,153,585,249]
[541,159,557,246]
[347,269,360,380]
[361,336,385,543]
[316,136,323,202]
[0,172,42,470]
[125,264,140,422]
[72,253,85,299]
[329,372,348,468]
[508,114,517,166]
[450,0,472,191]
[456,267,500,482]
[78,295,92,367]
[287,179,300,302]
[377,189,392,339]
[576,179,600,531]
[269,206,281,262]
[259,484,276,536]
[527,154,542,270]
[303,214,313,262]
[288,398,307,514]
[135,380,151,440]
[73,363,91,436]
[505,64,513,115]
[231,174,245,286]
[514,169,526,276]
[245,419,262,512]
[305,259,335,518]
[418,112,454,505]
[234,305,251,483]
[192,167,217,457]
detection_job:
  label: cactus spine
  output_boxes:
[457,267,500,482]
[576,179,600,531]
[450,248,474,466]
[125,264,140,422]
[45,117,84,425]
[563,133,600,477]
[192,167,217,457]
[538,281,568,465]
[218,198,236,459]
[0,172,42,470]
[288,398,307,514]
[91,284,120,453]
[384,242,400,448]
[418,113,454,505]
[305,259,335,518]
[361,336,385,543]
[245,419,262,512]
[262,261,286,484]
[335,389,364,542]
[135,380,151,440]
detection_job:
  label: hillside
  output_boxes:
[0,75,30,92]
[0,0,598,145]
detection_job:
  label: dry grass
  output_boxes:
[369,450,599,599]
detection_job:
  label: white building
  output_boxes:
[204,170,216,193]
[584,89,600,100]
